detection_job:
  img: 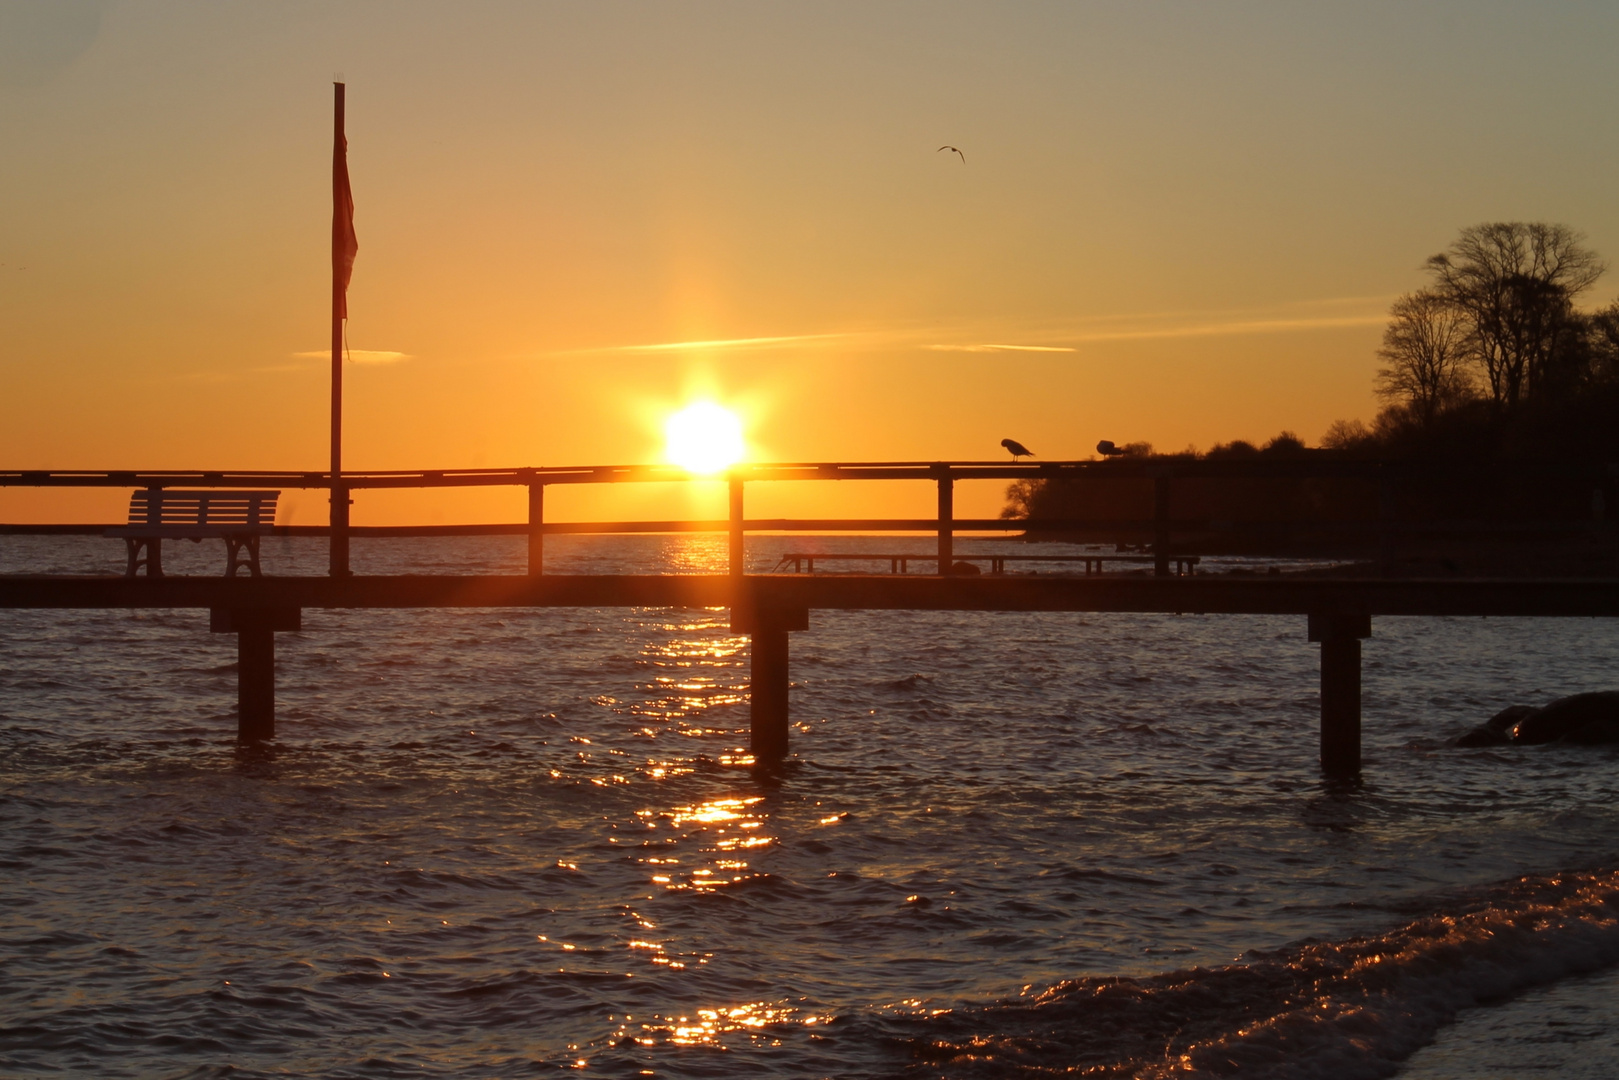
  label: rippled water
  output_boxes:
[2,535,1619,1078]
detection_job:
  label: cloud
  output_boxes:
[292,349,412,364]
[561,332,852,356]
[548,298,1390,362]
[925,344,1076,353]
[923,297,1391,353]
[1056,313,1387,344]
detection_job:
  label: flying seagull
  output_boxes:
[938,145,965,163]
[1001,438,1033,461]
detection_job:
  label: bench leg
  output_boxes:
[225,536,263,578]
[125,537,162,577]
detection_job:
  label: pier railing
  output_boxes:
[3,459,1614,578]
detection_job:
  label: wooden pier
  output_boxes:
[4,459,1617,778]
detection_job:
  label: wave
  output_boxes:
[890,868,1619,1078]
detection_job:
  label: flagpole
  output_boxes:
[330,81,349,577]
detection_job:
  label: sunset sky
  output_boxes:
[4,1,1619,524]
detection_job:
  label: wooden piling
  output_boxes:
[211,608,301,744]
[750,627,790,764]
[1308,613,1371,777]
[729,478,745,577]
[527,482,544,576]
[330,483,350,577]
[1154,473,1171,577]
[1378,477,1398,574]
[238,627,276,742]
[936,468,954,575]
[736,603,808,766]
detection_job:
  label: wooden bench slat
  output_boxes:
[113,490,280,533]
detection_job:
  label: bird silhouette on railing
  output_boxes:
[1001,438,1033,461]
[1096,440,1127,457]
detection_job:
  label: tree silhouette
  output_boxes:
[1375,289,1473,426]
[1423,223,1605,407]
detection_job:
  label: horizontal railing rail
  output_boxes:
[4,457,1616,489]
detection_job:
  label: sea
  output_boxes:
[3,533,1619,1079]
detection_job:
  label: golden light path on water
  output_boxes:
[579,534,823,1059]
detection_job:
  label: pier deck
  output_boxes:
[3,572,1618,617]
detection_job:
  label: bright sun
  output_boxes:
[664,402,745,474]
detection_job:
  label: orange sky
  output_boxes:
[4,2,1619,524]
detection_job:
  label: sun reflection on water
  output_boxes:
[616,1002,829,1049]
[633,796,775,890]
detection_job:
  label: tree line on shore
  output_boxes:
[1002,222,1619,542]
[1332,221,1619,462]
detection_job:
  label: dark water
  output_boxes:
[3,535,1619,1078]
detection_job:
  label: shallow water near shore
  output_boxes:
[2,534,1619,1077]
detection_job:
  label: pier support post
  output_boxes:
[238,627,275,742]
[751,626,791,764]
[211,608,302,743]
[330,483,351,577]
[734,604,809,767]
[1308,613,1371,777]
[936,467,954,575]
[1153,473,1171,577]
[729,478,745,577]
[527,481,544,576]
[1378,477,1397,574]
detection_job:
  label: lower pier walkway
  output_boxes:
[4,571,1616,777]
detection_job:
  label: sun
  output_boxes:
[664,402,745,474]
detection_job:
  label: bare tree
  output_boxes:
[1424,222,1605,406]
[1319,418,1371,450]
[1374,289,1472,425]
[1587,300,1619,386]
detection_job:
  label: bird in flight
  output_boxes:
[938,145,965,163]
[1001,438,1034,461]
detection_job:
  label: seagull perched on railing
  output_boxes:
[1001,438,1034,461]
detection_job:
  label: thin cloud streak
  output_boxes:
[926,344,1077,353]
[562,332,850,356]
[926,304,1390,353]
[1062,313,1387,343]
[548,299,1390,362]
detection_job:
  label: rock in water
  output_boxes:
[1455,704,1537,747]
[1510,691,1619,745]
[1560,718,1619,745]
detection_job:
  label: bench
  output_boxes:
[772,552,1200,576]
[106,489,280,577]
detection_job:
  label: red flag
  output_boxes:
[332,83,358,319]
